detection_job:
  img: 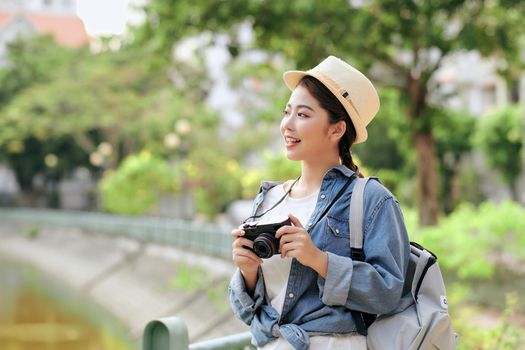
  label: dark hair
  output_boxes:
[298,75,363,177]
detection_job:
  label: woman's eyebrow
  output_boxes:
[286,103,315,111]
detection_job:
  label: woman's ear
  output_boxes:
[330,120,346,141]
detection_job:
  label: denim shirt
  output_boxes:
[229,165,410,350]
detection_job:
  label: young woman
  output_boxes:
[229,56,410,350]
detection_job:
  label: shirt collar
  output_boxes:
[323,164,355,179]
[259,165,356,191]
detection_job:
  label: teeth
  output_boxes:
[286,137,300,143]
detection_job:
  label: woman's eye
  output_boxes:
[282,110,290,116]
[298,113,309,118]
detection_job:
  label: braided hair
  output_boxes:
[298,76,363,178]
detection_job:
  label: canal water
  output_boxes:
[0,258,139,350]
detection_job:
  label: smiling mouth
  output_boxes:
[285,137,301,145]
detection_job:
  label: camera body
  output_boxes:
[242,218,291,259]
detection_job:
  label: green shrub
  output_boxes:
[99,151,181,215]
[455,164,486,206]
[184,149,243,220]
[405,201,525,280]
[453,293,525,350]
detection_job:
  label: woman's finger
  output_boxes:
[278,232,296,246]
[232,237,254,249]
[231,229,245,238]
[232,247,263,264]
[275,225,303,239]
[288,213,304,228]
[280,241,302,258]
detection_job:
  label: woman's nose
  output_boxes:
[282,113,295,130]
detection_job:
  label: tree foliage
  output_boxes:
[239,151,301,199]
[183,147,243,220]
[0,35,221,198]
[131,0,525,225]
[475,105,523,199]
[0,36,88,189]
[0,35,77,106]
[433,107,477,212]
[99,151,182,215]
[0,44,169,156]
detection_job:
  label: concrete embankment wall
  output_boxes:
[0,222,248,342]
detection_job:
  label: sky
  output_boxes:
[76,0,144,36]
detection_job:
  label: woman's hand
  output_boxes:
[276,214,328,278]
[231,228,263,291]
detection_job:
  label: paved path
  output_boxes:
[0,222,248,342]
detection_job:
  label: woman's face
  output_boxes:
[280,84,344,162]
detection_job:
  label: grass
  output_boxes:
[168,263,230,312]
[22,224,40,239]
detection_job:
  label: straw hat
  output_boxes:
[283,56,380,144]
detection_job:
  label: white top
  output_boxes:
[255,183,365,350]
[256,183,319,314]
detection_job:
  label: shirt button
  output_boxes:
[335,229,340,234]
[307,222,312,227]
[320,194,326,199]
[288,293,294,299]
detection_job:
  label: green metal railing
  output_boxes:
[0,208,234,260]
[142,317,254,350]
[0,208,252,348]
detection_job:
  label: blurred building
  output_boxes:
[0,164,19,206]
[0,0,89,66]
[435,51,525,204]
[435,51,513,116]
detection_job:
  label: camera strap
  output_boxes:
[307,174,356,233]
[242,177,301,224]
[243,173,356,228]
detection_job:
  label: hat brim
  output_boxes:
[283,70,368,144]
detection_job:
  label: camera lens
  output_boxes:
[253,233,279,259]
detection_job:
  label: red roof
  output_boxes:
[0,11,90,47]
[0,11,16,29]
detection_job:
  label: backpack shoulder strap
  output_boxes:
[349,177,369,252]
[348,176,377,335]
[349,177,378,259]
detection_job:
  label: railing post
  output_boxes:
[189,331,253,350]
[142,317,189,350]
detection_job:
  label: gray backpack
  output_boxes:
[349,177,458,350]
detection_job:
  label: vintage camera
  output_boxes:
[242,218,291,259]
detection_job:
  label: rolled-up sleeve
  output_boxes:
[229,268,266,325]
[320,252,353,305]
[318,193,410,315]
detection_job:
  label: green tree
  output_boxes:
[353,88,409,196]
[433,108,477,213]
[0,35,77,106]
[1,37,185,190]
[132,0,525,225]
[475,105,523,200]
[0,33,229,211]
[0,36,88,200]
